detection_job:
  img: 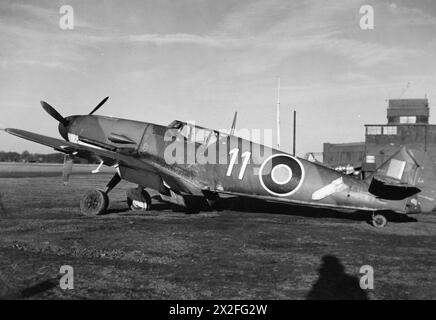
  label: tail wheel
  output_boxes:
[127,188,151,211]
[372,214,388,228]
[80,189,109,216]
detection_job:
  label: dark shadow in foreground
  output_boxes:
[0,278,59,299]
[306,255,368,300]
[20,278,59,298]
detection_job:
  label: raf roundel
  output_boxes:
[259,154,305,197]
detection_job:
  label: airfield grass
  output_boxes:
[0,163,435,299]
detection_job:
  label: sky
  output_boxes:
[1,0,436,156]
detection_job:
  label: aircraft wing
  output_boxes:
[6,128,145,169]
[4,128,204,195]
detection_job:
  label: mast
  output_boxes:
[230,111,238,135]
[293,110,296,156]
[276,77,281,149]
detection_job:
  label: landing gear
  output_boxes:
[79,172,121,217]
[371,213,388,228]
[80,189,109,216]
[127,187,151,211]
[78,171,152,215]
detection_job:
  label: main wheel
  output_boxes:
[127,188,151,211]
[80,189,109,216]
[372,214,387,228]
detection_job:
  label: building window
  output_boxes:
[400,116,416,124]
[366,126,382,135]
[383,126,397,135]
[366,155,375,163]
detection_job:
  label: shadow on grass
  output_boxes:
[0,193,8,216]
[106,207,130,214]
[104,194,418,225]
[105,197,177,215]
[0,277,59,299]
[306,255,368,300]
[20,278,59,298]
[216,197,418,225]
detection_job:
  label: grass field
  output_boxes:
[0,163,435,299]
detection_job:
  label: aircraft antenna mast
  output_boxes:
[293,110,297,156]
[230,111,238,135]
[276,77,281,149]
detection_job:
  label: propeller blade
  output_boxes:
[41,101,69,126]
[89,96,109,115]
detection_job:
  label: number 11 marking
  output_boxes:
[226,148,251,180]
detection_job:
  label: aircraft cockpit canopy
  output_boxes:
[168,120,226,146]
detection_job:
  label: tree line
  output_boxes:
[0,151,89,163]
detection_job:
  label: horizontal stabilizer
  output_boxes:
[369,176,420,200]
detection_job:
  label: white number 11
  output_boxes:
[226,148,251,180]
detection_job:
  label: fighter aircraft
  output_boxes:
[3,97,434,227]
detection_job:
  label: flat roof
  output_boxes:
[324,142,365,147]
[365,123,436,126]
[388,99,429,109]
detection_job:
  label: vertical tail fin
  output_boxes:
[369,147,435,186]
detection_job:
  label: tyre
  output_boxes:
[126,188,151,211]
[80,189,109,216]
[371,214,387,228]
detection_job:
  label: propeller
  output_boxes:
[89,96,109,115]
[40,97,109,184]
[40,101,69,126]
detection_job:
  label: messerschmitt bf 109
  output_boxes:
[3,97,436,227]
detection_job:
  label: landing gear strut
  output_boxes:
[79,173,121,216]
[127,187,151,211]
[371,213,388,228]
